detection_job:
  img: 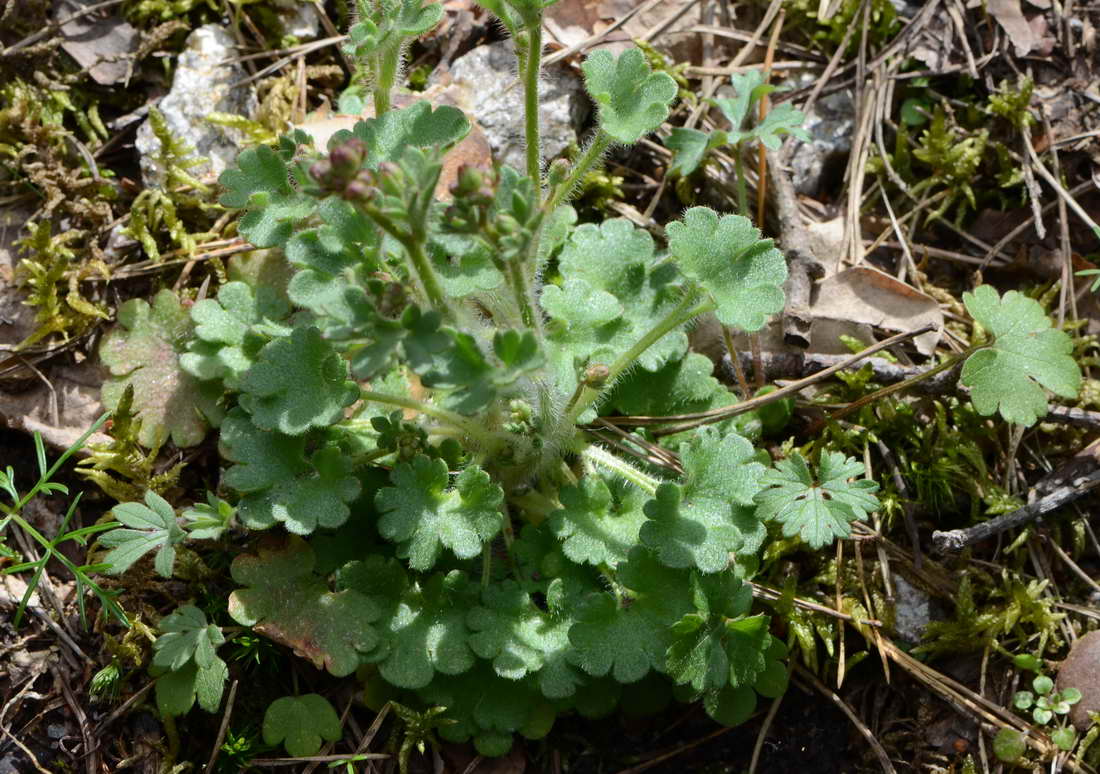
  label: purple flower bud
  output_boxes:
[310,159,333,183]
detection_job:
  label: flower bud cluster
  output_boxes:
[444,164,497,233]
[309,137,374,201]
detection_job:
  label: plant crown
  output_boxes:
[94,0,1082,758]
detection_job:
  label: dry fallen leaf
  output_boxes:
[809,266,944,357]
[987,0,1039,56]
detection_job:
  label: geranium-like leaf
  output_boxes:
[262,694,343,757]
[219,144,314,248]
[712,71,809,150]
[344,0,443,58]
[101,490,186,577]
[100,289,220,448]
[640,428,767,573]
[467,580,583,698]
[666,207,787,332]
[961,285,1081,426]
[417,664,556,757]
[228,536,379,676]
[154,656,228,716]
[713,70,771,134]
[754,451,880,549]
[581,48,678,144]
[179,281,290,388]
[545,219,687,393]
[665,574,768,692]
[220,410,360,534]
[338,560,477,688]
[153,605,225,671]
[752,102,810,150]
[333,101,469,164]
[568,548,694,683]
[239,325,360,435]
[548,476,647,568]
[666,127,715,177]
[375,456,503,570]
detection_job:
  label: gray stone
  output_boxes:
[445,41,587,172]
[278,0,320,39]
[135,25,258,189]
[784,72,856,198]
[892,574,931,645]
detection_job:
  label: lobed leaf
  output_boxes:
[101,490,186,577]
[961,285,1081,426]
[219,144,314,248]
[153,605,225,672]
[666,207,787,332]
[581,48,678,144]
[548,476,647,568]
[375,456,503,570]
[228,536,380,676]
[754,451,880,549]
[239,326,360,435]
[220,410,360,534]
[100,290,220,448]
[262,694,343,757]
[640,428,767,573]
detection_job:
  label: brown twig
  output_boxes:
[932,470,1100,552]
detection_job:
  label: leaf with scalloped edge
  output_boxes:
[375,456,503,569]
[640,428,767,573]
[961,285,1081,426]
[581,48,678,144]
[220,409,360,534]
[228,536,380,676]
[219,144,315,248]
[754,451,880,549]
[179,281,290,389]
[153,656,228,717]
[567,548,694,683]
[100,289,220,448]
[548,476,647,568]
[332,101,469,164]
[666,207,787,332]
[467,580,583,698]
[418,663,557,757]
[239,325,360,435]
[262,694,343,757]
[337,559,477,689]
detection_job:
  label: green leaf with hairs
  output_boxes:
[219,144,314,248]
[754,451,880,549]
[581,48,678,144]
[666,207,787,332]
[961,285,1081,426]
[375,456,504,570]
[263,694,343,757]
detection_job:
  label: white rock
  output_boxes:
[892,574,932,645]
[445,41,586,172]
[135,25,258,189]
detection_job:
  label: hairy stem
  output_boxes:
[372,43,402,116]
[362,205,454,319]
[566,292,712,425]
[358,390,504,447]
[581,444,660,496]
[734,142,749,218]
[548,131,613,211]
[520,23,544,185]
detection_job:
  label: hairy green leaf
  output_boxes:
[961,285,1081,426]
[239,325,360,435]
[581,48,678,144]
[228,536,380,676]
[219,144,314,248]
[666,207,787,332]
[548,476,647,567]
[263,694,343,757]
[220,410,360,534]
[640,428,767,573]
[375,456,503,569]
[754,451,880,549]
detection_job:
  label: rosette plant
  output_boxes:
[95,0,906,757]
